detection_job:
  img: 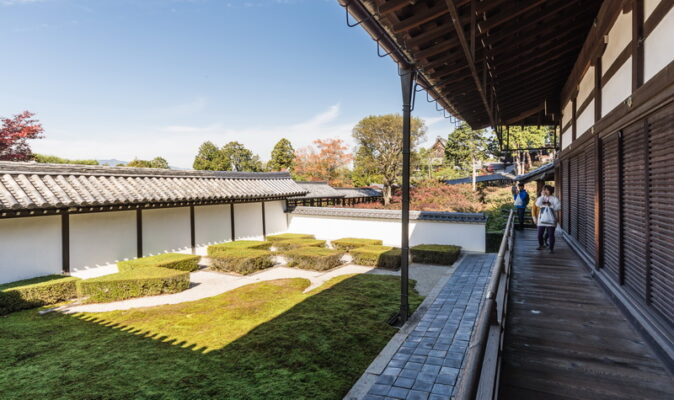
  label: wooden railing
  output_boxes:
[454,209,515,400]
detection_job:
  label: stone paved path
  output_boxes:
[350,254,495,400]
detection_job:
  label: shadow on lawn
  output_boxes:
[1,274,422,400]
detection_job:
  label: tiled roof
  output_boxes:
[0,162,307,211]
[289,181,345,199]
[288,206,487,223]
[515,162,554,183]
[444,173,514,185]
[333,187,383,198]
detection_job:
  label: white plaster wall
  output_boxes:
[70,211,136,273]
[561,128,573,150]
[264,200,287,236]
[645,0,660,20]
[578,66,595,105]
[142,208,191,256]
[194,204,231,256]
[602,10,632,69]
[576,100,595,137]
[644,7,673,82]
[234,202,264,240]
[286,214,486,252]
[602,57,632,116]
[0,216,61,284]
[561,100,573,127]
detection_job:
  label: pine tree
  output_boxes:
[268,138,295,171]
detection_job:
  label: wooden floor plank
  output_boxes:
[499,229,674,400]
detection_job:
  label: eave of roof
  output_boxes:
[515,162,555,183]
[288,206,486,223]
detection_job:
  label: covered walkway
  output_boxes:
[499,229,674,399]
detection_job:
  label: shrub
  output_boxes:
[274,239,326,251]
[210,249,274,275]
[76,267,190,303]
[207,240,272,257]
[332,238,383,251]
[265,233,315,242]
[118,253,200,272]
[284,247,345,271]
[411,244,462,265]
[0,275,80,315]
[350,245,402,270]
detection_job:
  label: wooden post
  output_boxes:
[594,136,603,269]
[618,130,625,285]
[632,0,644,91]
[643,119,651,303]
[189,205,196,255]
[399,66,415,324]
[136,208,143,258]
[61,212,70,274]
[595,57,602,122]
[261,201,266,239]
[572,97,577,141]
[230,203,236,241]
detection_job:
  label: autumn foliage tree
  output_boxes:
[293,138,352,186]
[0,111,44,161]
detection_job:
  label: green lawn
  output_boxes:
[0,274,422,400]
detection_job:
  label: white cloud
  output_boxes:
[1,0,43,6]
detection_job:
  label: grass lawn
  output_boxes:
[0,274,422,400]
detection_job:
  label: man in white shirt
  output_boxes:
[535,184,561,253]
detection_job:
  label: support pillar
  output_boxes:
[189,205,196,255]
[399,65,416,324]
[136,208,143,258]
[261,201,267,239]
[61,212,70,274]
[230,203,236,241]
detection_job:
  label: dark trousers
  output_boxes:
[516,208,526,228]
[538,226,556,250]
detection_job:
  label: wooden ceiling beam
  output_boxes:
[444,0,495,127]
[482,0,581,42]
[415,36,460,59]
[392,1,449,33]
[502,104,545,125]
[478,0,548,33]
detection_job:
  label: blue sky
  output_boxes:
[0,0,454,168]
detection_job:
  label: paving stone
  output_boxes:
[376,375,396,385]
[363,395,385,400]
[424,356,444,366]
[405,361,423,371]
[431,383,453,396]
[387,386,410,399]
[435,373,458,386]
[407,390,430,400]
[393,376,415,389]
[420,364,441,375]
[382,367,402,377]
[412,379,434,392]
[400,368,419,379]
[369,384,391,396]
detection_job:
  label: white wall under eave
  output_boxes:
[286,214,486,252]
[143,207,191,256]
[576,100,595,138]
[644,7,674,82]
[602,57,632,116]
[234,202,264,240]
[645,0,660,20]
[194,204,232,256]
[70,211,136,273]
[561,128,572,150]
[264,200,287,236]
[602,10,632,70]
[0,216,61,284]
[578,66,595,105]
[561,100,573,127]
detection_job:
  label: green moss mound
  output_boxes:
[411,244,462,265]
[118,253,200,272]
[0,275,80,315]
[265,233,315,242]
[331,238,383,251]
[284,247,345,271]
[207,240,272,257]
[76,267,190,303]
[351,245,402,270]
[210,249,274,275]
[274,238,326,251]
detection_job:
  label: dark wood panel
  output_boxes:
[499,229,674,400]
[602,133,621,282]
[585,143,596,257]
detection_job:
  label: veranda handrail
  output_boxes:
[454,209,515,400]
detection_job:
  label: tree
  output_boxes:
[351,145,382,187]
[193,141,225,171]
[221,141,263,172]
[352,114,426,204]
[500,126,551,175]
[0,111,44,161]
[293,138,352,185]
[126,157,169,169]
[444,123,492,191]
[268,138,295,171]
[34,154,99,165]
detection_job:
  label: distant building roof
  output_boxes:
[288,206,486,224]
[515,162,555,183]
[333,187,383,198]
[289,181,345,199]
[0,162,307,212]
[444,173,514,185]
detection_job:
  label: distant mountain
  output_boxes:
[96,159,188,170]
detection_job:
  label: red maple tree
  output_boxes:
[293,138,352,186]
[0,111,44,161]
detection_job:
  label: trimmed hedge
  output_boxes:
[265,233,315,242]
[350,245,402,270]
[207,240,272,257]
[411,244,462,266]
[118,253,200,272]
[284,247,345,271]
[0,275,80,315]
[77,267,190,303]
[331,238,383,251]
[274,239,326,251]
[210,249,274,275]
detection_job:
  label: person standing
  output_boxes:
[536,184,561,253]
[513,182,529,230]
[531,186,549,247]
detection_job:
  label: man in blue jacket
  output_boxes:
[513,182,529,230]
